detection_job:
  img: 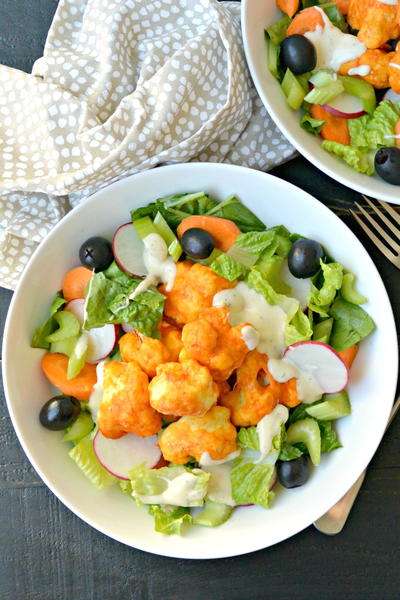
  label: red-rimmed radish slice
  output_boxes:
[85,324,119,363]
[121,322,134,333]
[93,430,161,480]
[65,297,85,325]
[322,93,366,119]
[112,222,147,277]
[383,88,400,104]
[284,341,349,393]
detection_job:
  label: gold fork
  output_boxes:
[350,195,400,268]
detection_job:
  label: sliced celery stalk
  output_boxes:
[306,391,351,421]
[63,411,94,443]
[312,318,333,344]
[339,75,376,114]
[168,239,183,261]
[50,335,79,357]
[281,69,307,110]
[340,273,367,305]
[132,216,158,240]
[45,311,80,343]
[154,211,177,246]
[265,15,291,45]
[267,38,280,81]
[304,80,344,106]
[192,500,233,527]
[197,247,223,266]
[309,69,336,88]
[67,333,88,380]
[286,418,321,465]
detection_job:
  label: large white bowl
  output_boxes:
[3,163,398,559]
[241,0,400,204]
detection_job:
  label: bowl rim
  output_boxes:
[2,162,398,558]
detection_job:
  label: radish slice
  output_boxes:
[383,88,400,104]
[112,222,147,277]
[93,430,161,480]
[322,93,366,119]
[65,298,85,325]
[86,324,118,363]
[284,341,349,394]
[121,322,134,333]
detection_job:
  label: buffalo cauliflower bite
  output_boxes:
[158,320,183,362]
[148,359,219,416]
[159,261,235,326]
[220,350,279,427]
[347,0,377,31]
[97,361,162,439]
[339,49,393,89]
[350,1,399,49]
[389,49,400,94]
[158,406,238,464]
[119,330,170,378]
[181,306,250,381]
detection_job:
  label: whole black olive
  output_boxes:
[277,455,310,489]
[39,395,81,430]
[288,238,324,278]
[181,228,215,259]
[374,147,400,185]
[79,236,113,272]
[280,35,317,75]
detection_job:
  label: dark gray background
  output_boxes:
[1,2,399,599]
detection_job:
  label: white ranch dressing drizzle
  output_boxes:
[304,7,366,72]
[199,450,240,466]
[377,0,397,5]
[133,471,207,506]
[268,357,324,404]
[88,361,106,422]
[256,404,289,461]
[74,331,89,360]
[384,134,400,139]
[389,62,400,71]
[212,282,287,359]
[128,233,176,302]
[241,325,260,350]
[202,463,236,506]
[348,65,371,76]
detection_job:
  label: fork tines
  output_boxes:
[350,195,400,268]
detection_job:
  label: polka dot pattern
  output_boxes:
[0,0,295,289]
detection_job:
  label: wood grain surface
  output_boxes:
[1,2,399,599]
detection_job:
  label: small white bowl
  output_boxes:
[241,0,400,204]
[2,162,398,558]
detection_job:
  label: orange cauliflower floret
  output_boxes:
[159,261,235,326]
[148,359,219,417]
[158,320,183,362]
[220,350,279,427]
[339,49,393,89]
[98,361,162,439]
[119,330,170,378]
[355,2,399,49]
[180,306,250,381]
[158,406,238,464]
[389,48,400,94]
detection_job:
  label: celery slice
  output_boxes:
[281,69,306,110]
[45,311,80,343]
[63,411,94,443]
[312,318,333,344]
[154,211,177,246]
[340,273,367,305]
[192,500,233,527]
[286,418,321,465]
[304,80,344,106]
[306,391,351,421]
[168,239,183,261]
[132,216,158,240]
[50,335,79,357]
[266,38,280,81]
[67,332,88,379]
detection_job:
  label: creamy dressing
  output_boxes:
[389,63,400,71]
[74,331,89,360]
[377,0,397,5]
[213,282,287,358]
[133,471,207,506]
[348,65,371,77]
[256,405,289,461]
[202,463,236,506]
[305,7,366,72]
[199,450,240,466]
[268,357,324,404]
[384,134,400,139]
[240,325,260,351]
[128,233,176,302]
[88,361,106,422]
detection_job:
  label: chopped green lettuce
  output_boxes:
[205,195,266,233]
[321,141,374,175]
[300,112,326,136]
[265,15,292,45]
[31,291,67,349]
[255,255,291,294]
[148,505,192,535]
[210,253,248,281]
[329,297,375,351]
[308,261,343,316]
[349,100,400,150]
[68,433,117,490]
[236,225,292,259]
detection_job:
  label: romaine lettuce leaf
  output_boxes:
[349,100,400,150]
[300,112,326,136]
[236,225,292,259]
[308,261,343,315]
[255,255,291,294]
[205,195,266,233]
[210,253,248,281]
[329,296,375,351]
[321,141,374,175]
[31,291,67,349]
[148,505,192,535]
[265,14,292,45]
[230,456,275,508]
[68,433,117,490]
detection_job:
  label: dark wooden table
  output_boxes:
[1,2,399,599]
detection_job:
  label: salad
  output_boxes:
[32,191,375,535]
[266,0,400,185]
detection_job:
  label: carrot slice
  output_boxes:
[41,352,97,401]
[177,215,241,252]
[286,7,324,36]
[62,266,93,302]
[310,104,350,146]
[338,344,359,369]
[395,118,400,148]
[277,0,299,18]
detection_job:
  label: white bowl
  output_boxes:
[3,163,398,558]
[241,0,400,204]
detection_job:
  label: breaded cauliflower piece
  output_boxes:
[181,306,250,381]
[98,361,162,439]
[119,330,170,378]
[220,350,278,426]
[339,49,393,89]
[148,359,219,417]
[159,261,235,326]
[158,406,238,464]
[357,3,399,49]
[158,321,183,362]
[347,0,376,31]
[389,49,400,93]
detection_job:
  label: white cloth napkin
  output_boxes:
[0,0,295,289]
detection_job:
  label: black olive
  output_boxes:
[181,228,215,259]
[288,238,324,278]
[387,37,400,52]
[79,236,113,272]
[277,456,310,489]
[374,147,400,186]
[280,35,317,75]
[39,395,81,430]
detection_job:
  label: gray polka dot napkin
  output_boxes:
[0,0,295,289]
